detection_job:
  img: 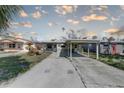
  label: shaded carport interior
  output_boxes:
[60,39,100,60]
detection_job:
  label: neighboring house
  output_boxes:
[100,41,124,55]
[0,37,33,52]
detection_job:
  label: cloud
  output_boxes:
[109,16,120,26]
[35,6,48,15]
[85,31,97,37]
[10,32,23,39]
[89,6,110,22]
[90,5,108,14]
[35,6,42,10]
[104,28,119,33]
[45,31,65,40]
[19,22,32,28]
[82,14,108,22]
[33,6,48,19]
[67,19,79,25]
[13,22,32,28]
[55,5,78,15]
[99,5,108,9]
[32,11,42,19]
[98,5,108,11]
[30,32,37,35]
[48,22,53,27]
[19,10,28,18]
[48,22,58,27]
[16,33,23,39]
[41,10,48,15]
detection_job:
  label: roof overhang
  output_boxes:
[65,39,100,44]
[36,41,65,44]
[100,41,124,44]
[0,39,24,43]
[34,39,124,45]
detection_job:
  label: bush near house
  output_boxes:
[0,51,51,82]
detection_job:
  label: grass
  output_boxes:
[82,52,124,70]
[99,54,124,70]
[0,51,51,82]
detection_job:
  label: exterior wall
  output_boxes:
[0,43,4,49]
[42,43,57,52]
[0,39,34,52]
[100,44,124,55]
[114,45,124,54]
[3,42,24,52]
[0,42,24,51]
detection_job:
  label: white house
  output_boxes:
[0,37,33,52]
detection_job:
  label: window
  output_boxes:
[0,43,4,48]
[18,44,21,49]
[9,44,15,48]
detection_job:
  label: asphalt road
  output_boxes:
[1,52,124,88]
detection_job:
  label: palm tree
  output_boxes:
[0,5,22,31]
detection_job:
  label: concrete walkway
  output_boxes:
[72,57,124,88]
[1,53,84,88]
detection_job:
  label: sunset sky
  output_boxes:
[9,5,124,41]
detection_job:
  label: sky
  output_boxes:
[8,5,124,41]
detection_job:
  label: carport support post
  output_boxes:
[96,43,99,59]
[88,44,90,57]
[70,43,72,60]
[57,44,59,57]
[68,44,70,56]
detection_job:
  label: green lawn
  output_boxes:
[99,54,124,70]
[82,52,124,70]
[0,51,51,82]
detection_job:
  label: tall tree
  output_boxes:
[0,5,22,32]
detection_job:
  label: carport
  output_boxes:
[65,39,100,60]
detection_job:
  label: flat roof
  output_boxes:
[35,39,124,44]
[66,39,100,44]
[36,41,65,44]
[100,41,124,44]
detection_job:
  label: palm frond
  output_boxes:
[0,5,22,31]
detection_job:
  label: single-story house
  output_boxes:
[100,41,124,55]
[35,39,124,59]
[0,37,33,52]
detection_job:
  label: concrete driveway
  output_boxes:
[72,57,124,88]
[1,52,124,88]
[1,52,84,88]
